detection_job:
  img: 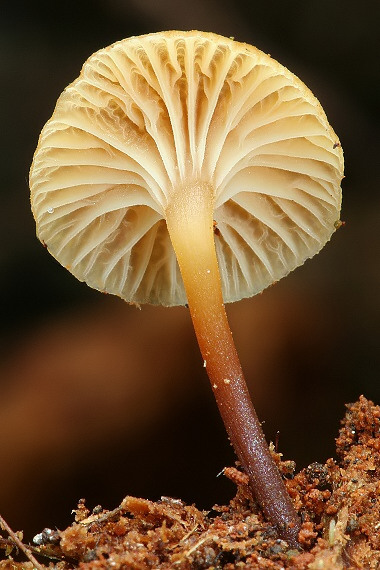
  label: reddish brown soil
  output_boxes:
[1,396,379,569]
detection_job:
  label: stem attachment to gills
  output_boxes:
[166,185,301,547]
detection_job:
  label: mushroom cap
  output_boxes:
[30,31,343,306]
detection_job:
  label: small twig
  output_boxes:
[182,533,218,560]
[275,430,281,454]
[179,523,199,544]
[173,533,218,565]
[0,514,45,569]
[78,505,124,527]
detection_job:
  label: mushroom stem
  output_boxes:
[166,184,301,547]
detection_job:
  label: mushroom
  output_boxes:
[29,31,343,545]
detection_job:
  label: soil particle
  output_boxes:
[1,396,379,569]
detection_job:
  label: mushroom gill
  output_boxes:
[30,31,343,307]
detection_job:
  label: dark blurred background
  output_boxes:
[1,0,379,541]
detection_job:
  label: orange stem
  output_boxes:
[166,185,301,546]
